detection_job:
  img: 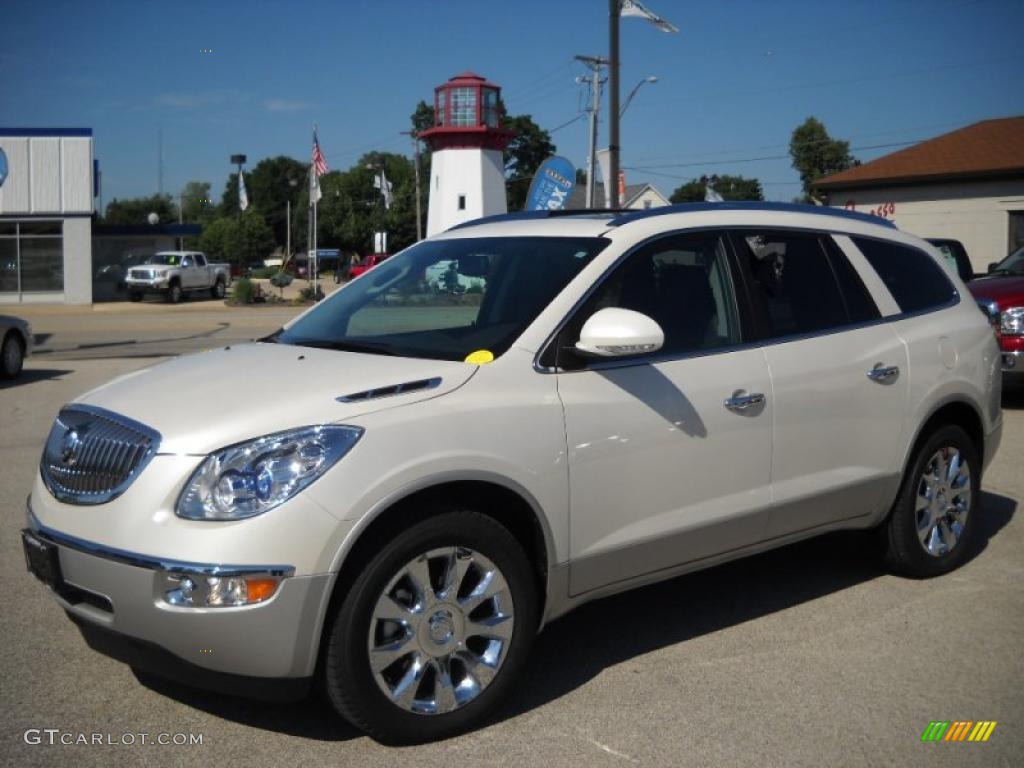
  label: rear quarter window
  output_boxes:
[852,237,957,314]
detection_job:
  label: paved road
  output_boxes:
[1,355,1022,768]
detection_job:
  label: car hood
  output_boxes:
[72,342,477,454]
[133,264,174,272]
[968,275,1024,306]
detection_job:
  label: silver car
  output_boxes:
[1,314,32,379]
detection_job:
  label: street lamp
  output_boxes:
[620,76,658,117]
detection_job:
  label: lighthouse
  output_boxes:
[420,72,513,236]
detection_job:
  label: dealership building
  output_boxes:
[816,116,1024,272]
[1,128,200,305]
[0,128,95,304]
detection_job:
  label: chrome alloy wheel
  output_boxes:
[367,546,515,715]
[915,446,972,557]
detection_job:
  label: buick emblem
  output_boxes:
[61,429,83,466]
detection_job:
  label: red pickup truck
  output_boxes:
[349,253,391,279]
[968,246,1024,383]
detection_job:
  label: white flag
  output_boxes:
[705,185,724,203]
[238,170,249,211]
[310,166,322,203]
[373,172,394,210]
[620,0,679,33]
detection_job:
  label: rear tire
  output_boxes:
[323,509,537,744]
[211,278,226,299]
[1,332,24,379]
[881,424,979,578]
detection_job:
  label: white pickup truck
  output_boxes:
[125,251,231,303]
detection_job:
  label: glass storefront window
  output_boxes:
[0,221,65,295]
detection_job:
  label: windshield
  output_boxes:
[992,246,1024,275]
[149,253,182,266]
[278,236,607,361]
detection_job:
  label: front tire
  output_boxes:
[324,510,537,744]
[167,282,182,303]
[881,424,979,578]
[1,332,24,379]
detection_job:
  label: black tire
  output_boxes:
[211,278,226,299]
[129,291,143,302]
[167,282,182,304]
[881,424,980,578]
[324,510,538,744]
[1,332,24,379]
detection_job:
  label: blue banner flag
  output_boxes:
[524,156,576,211]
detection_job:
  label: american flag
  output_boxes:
[312,130,328,176]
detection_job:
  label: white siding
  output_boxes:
[30,138,62,213]
[0,138,31,213]
[63,217,93,304]
[62,138,93,213]
[830,179,1024,271]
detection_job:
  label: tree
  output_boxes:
[102,194,177,225]
[410,100,435,134]
[198,212,275,267]
[670,174,764,203]
[179,181,214,224]
[217,156,308,247]
[503,114,556,210]
[789,117,858,201]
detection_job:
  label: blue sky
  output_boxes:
[3,0,1022,205]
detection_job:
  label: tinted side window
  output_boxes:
[559,232,740,364]
[852,237,957,314]
[735,231,848,337]
[822,237,880,324]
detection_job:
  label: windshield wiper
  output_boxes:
[285,338,398,356]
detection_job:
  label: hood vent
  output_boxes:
[336,377,442,404]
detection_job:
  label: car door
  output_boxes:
[729,229,910,537]
[192,253,209,287]
[553,230,774,596]
[179,254,198,289]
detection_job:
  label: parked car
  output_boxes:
[124,251,231,303]
[24,203,1002,743]
[968,244,1024,382]
[926,237,974,282]
[1,314,32,379]
[349,252,390,279]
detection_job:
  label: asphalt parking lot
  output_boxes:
[1,315,1022,767]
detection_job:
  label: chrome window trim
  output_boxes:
[27,501,295,578]
[39,403,162,505]
[532,225,961,374]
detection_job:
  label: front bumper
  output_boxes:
[1001,349,1024,379]
[124,277,169,292]
[24,511,332,691]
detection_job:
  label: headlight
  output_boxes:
[176,425,363,520]
[1000,306,1024,336]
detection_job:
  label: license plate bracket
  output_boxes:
[22,530,64,590]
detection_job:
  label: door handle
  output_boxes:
[724,392,766,412]
[867,364,900,383]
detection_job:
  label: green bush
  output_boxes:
[298,286,325,302]
[269,270,294,288]
[249,266,278,279]
[232,277,255,304]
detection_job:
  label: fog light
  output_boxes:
[160,571,282,607]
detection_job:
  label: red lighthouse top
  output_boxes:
[418,71,513,151]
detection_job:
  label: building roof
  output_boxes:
[565,182,668,210]
[0,128,93,137]
[815,116,1024,191]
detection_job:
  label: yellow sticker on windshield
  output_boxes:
[464,349,495,365]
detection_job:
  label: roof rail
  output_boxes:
[608,201,897,228]
[446,208,628,232]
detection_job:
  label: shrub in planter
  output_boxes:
[232,277,255,304]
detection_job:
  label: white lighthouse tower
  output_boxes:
[421,72,513,236]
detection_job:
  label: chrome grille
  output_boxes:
[40,405,161,505]
[130,268,155,280]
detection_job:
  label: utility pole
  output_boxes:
[401,131,423,241]
[574,55,608,209]
[157,128,164,196]
[608,0,621,209]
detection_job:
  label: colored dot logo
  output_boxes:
[200,49,213,53]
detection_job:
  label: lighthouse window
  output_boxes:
[451,87,477,126]
[482,89,499,127]
[436,90,447,126]
[458,195,466,211]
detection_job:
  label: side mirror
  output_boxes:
[988,262,1000,273]
[575,307,664,358]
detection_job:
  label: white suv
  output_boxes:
[24,203,1003,743]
